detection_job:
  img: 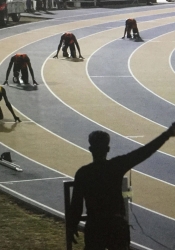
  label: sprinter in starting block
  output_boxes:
[3,54,38,86]
[53,32,84,59]
[122,18,141,39]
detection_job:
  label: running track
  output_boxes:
[0,3,175,249]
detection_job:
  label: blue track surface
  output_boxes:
[1,4,175,249]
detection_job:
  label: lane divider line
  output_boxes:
[0,176,71,184]
[128,29,175,107]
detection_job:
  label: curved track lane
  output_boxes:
[1,4,175,250]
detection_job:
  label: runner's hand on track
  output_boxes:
[14,116,21,123]
[79,55,84,59]
[3,80,8,85]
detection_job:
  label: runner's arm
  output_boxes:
[3,57,14,84]
[74,36,84,58]
[2,87,21,122]
[53,36,64,58]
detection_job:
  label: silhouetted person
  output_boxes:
[53,32,83,59]
[122,18,140,39]
[68,124,175,250]
[0,86,21,122]
[3,54,38,86]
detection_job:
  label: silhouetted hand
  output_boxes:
[167,122,175,136]
[53,54,58,59]
[72,231,79,244]
[14,116,21,122]
[68,228,79,244]
[3,80,8,85]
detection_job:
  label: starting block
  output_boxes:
[0,152,23,172]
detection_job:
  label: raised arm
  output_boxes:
[116,123,175,173]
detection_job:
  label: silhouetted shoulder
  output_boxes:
[75,163,94,176]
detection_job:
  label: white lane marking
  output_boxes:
[133,169,175,187]
[0,9,125,31]
[0,183,64,216]
[0,142,77,177]
[0,121,32,124]
[1,180,175,223]
[0,182,170,250]
[0,16,130,64]
[0,176,71,184]
[41,28,175,156]
[0,183,161,250]
[0,12,174,61]
[128,29,175,107]
[42,39,175,192]
[131,241,153,250]
[132,201,175,221]
[169,47,175,74]
[0,10,128,45]
[1,15,175,222]
[84,27,175,124]
[0,16,174,250]
[91,75,132,77]
[0,20,174,174]
[126,135,144,138]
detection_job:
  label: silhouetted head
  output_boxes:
[88,131,110,159]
